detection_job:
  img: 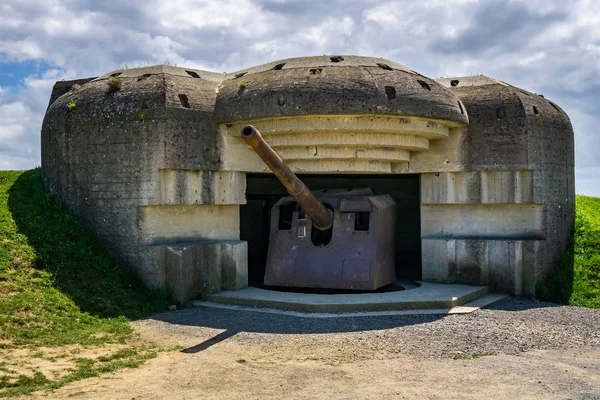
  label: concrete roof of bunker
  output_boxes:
[437,75,570,121]
[214,55,469,126]
[46,56,469,126]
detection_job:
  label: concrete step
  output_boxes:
[191,293,508,317]
[195,282,490,313]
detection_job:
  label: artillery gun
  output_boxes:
[241,125,397,290]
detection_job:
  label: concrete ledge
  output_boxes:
[217,115,455,174]
[159,170,246,205]
[139,204,240,245]
[196,282,489,313]
[421,203,546,240]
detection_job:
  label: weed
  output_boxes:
[0,372,49,397]
[107,77,122,93]
[238,81,248,89]
[453,352,494,360]
[0,367,16,374]
[67,102,76,111]
[139,99,149,121]
[165,345,185,352]
[97,348,137,362]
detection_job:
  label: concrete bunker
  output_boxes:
[41,56,575,304]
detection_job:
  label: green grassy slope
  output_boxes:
[538,195,600,308]
[0,169,169,397]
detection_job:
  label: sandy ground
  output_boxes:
[0,344,132,383]
[21,298,600,399]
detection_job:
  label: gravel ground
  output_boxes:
[140,297,600,360]
[25,297,600,400]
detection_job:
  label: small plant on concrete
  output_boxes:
[139,99,149,121]
[67,101,77,111]
[107,77,122,93]
[238,81,248,89]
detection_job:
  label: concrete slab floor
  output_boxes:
[194,281,494,313]
[192,293,508,318]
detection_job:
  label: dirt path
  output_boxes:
[22,298,600,399]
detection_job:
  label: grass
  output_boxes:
[538,195,600,308]
[0,169,170,396]
[453,352,494,360]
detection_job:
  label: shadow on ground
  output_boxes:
[147,296,570,353]
[147,305,447,352]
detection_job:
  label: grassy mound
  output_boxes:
[538,195,600,308]
[0,169,170,397]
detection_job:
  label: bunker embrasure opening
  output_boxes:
[241,174,421,288]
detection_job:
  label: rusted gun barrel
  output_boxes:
[241,125,333,231]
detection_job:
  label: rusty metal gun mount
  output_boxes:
[241,125,397,290]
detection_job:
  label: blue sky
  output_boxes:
[0,60,55,90]
[0,0,598,196]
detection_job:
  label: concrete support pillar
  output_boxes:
[150,240,248,304]
[221,241,249,291]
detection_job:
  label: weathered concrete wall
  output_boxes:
[419,170,547,294]
[47,77,97,109]
[41,66,248,303]
[427,77,575,295]
[42,72,171,283]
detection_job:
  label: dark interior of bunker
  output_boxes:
[241,174,421,289]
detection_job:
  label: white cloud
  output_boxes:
[0,0,598,195]
[577,167,600,197]
[0,67,74,170]
[0,124,24,140]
